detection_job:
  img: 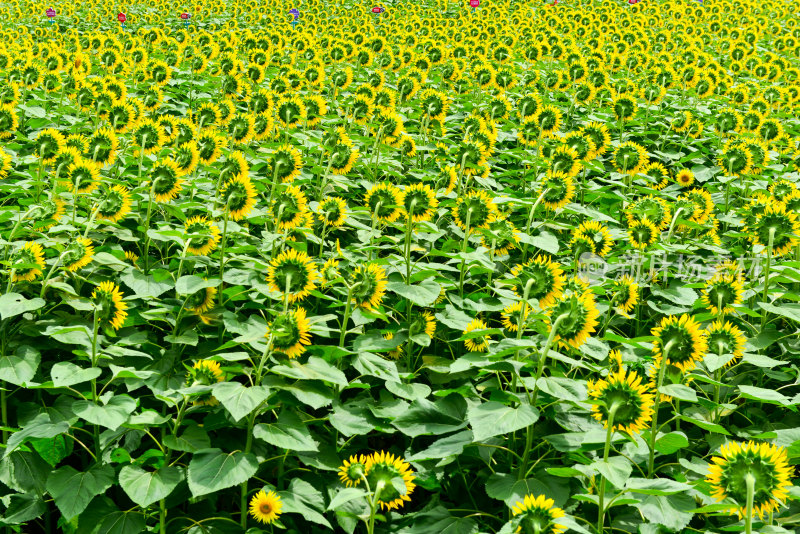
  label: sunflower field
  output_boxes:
[2,0,800,532]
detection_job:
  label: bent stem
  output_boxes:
[597,404,620,534]
[647,339,675,477]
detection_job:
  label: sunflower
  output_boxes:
[35,128,66,164]
[363,451,416,511]
[31,196,66,231]
[509,256,565,309]
[317,197,348,228]
[350,263,388,310]
[184,216,221,256]
[269,145,302,183]
[131,119,165,155]
[67,157,101,194]
[86,128,119,166]
[0,104,19,139]
[365,182,404,224]
[11,241,45,282]
[276,95,306,128]
[62,237,94,272]
[537,105,562,137]
[174,141,201,177]
[0,148,11,179]
[267,307,312,359]
[249,490,282,525]
[151,160,184,202]
[481,215,520,256]
[338,454,368,487]
[575,221,613,257]
[409,310,436,339]
[549,145,581,177]
[588,368,654,435]
[706,441,792,519]
[271,185,309,231]
[91,281,128,330]
[613,141,648,175]
[748,203,800,256]
[611,275,639,316]
[186,286,217,314]
[612,94,638,121]
[401,183,438,223]
[651,314,707,373]
[218,151,249,184]
[643,162,670,190]
[266,249,318,303]
[196,130,227,165]
[701,274,744,316]
[220,175,258,221]
[704,320,746,366]
[717,141,753,177]
[227,113,256,145]
[510,494,566,534]
[539,171,575,211]
[546,291,600,350]
[581,121,611,156]
[186,359,224,406]
[452,189,497,232]
[97,185,132,223]
[328,143,360,175]
[501,301,530,333]
[675,168,695,187]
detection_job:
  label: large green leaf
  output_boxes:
[0,345,40,386]
[72,394,137,431]
[386,279,442,307]
[212,382,270,422]
[633,494,695,531]
[468,401,538,441]
[0,293,45,320]
[5,413,70,458]
[1,492,46,525]
[187,449,258,497]
[120,268,173,298]
[97,510,147,534]
[278,478,331,528]
[51,361,102,387]
[392,394,467,437]
[46,465,114,520]
[253,411,318,451]
[118,465,183,508]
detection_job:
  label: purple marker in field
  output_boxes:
[46,8,56,24]
[288,8,299,29]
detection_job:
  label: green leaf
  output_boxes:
[51,362,102,387]
[5,414,70,458]
[212,383,270,422]
[1,492,46,524]
[659,384,697,402]
[0,345,40,386]
[468,401,538,441]
[680,416,730,435]
[162,425,210,453]
[118,465,182,508]
[625,478,691,495]
[392,394,467,437]
[187,449,258,497]
[1,451,50,494]
[397,507,479,534]
[386,279,442,307]
[327,487,367,511]
[536,377,587,403]
[655,432,689,455]
[408,430,473,461]
[46,464,114,520]
[0,293,45,320]
[591,456,632,489]
[279,478,331,527]
[253,411,318,451]
[759,302,800,322]
[329,400,378,437]
[97,510,147,534]
[271,356,347,387]
[353,352,400,382]
[634,494,695,531]
[738,385,792,406]
[529,230,559,254]
[175,275,219,295]
[120,269,173,298]
[72,395,137,431]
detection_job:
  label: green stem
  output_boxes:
[761,228,775,327]
[458,210,473,298]
[239,412,257,528]
[744,473,756,534]
[90,308,101,458]
[339,285,354,347]
[647,340,675,477]
[665,207,684,245]
[597,404,620,534]
[218,211,230,307]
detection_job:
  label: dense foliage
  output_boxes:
[1,0,799,532]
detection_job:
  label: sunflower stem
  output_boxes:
[647,339,675,477]
[90,308,101,459]
[142,180,158,275]
[520,188,549,262]
[597,403,620,534]
[665,207,684,245]
[458,209,473,298]
[760,228,776,327]
[339,285,354,347]
[218,210,230,307]
[744,472,756,534]
[239,412,257,528]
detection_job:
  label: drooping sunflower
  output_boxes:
[31,196,66,231]
[364,182,404,224]
[249,490,283,525]
[701,274,744,316]
[610,275,639,317]
[509,256,565,309]
[186,286,217,314]
[575,221,613,257]
[537,105,562,137]
[220,175,258,221]
[546,291,600,350]
[184,216,221,256]
[539,171,575,211]
[401,183,438,223]
[706,441,792,520]
[151,159,184,203]
[613,141,648,175]
[269,144,303,183]
[510,494,566,534]
[271,184,309,232]
[588,368,654,435]
[409,310,437,339]
[651,314,707,373]
[91,281,128,330]
[748,203,800,256]
[97,185,132,223]
[363,451,416,511]
[35,128,66,165]
[11,241,46,282]
[267,307,312,359]
[266,249,318,303]
[186,359,224,406]
[481,215,520,256]
[452,189,497,232]
[349,263,388,310]
[62,237,94,272]
[338,454,368,487]
[704,320,746,366]
[276,95,307,128]
[501,301,530,333]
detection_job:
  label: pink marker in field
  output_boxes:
[180,11,190,28]
[118,12,127,28]
[470,0,479,13]
[46,7,56,23]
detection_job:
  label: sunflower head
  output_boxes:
[364,451,416,511]
[249,490,283,525]
[611,275,639,316]
[267,307,311,359]
[651,314,707,373]
[338,454,368,487]
[509,256,565,309]
[510,494,566,534]
[220,175,258,221]
[704,320,746,366]
[701,274,743,316]
[365,182,404,224]
[11,241,46,282]
[627,219,659,250]
[350,263,388,310]
[546,291,600,350]
[267,249,319,303]
[588,369,654,435]
[706,441,792,519]
[539,171,575,211]
[91,281,128,331]
[62,237,94,272]
[748,203,800,256]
